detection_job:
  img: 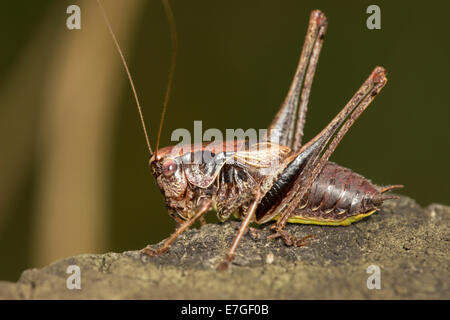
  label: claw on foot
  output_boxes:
[267,227,316,247]
[281,232,315,247]
[290,234,316,247]
[140,246,167,257]
[216,260,230,271]
[266,232,281,240]
[266,224,281,240]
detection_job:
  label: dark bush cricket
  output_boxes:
[98,1,403,270]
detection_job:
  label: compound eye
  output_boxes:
[162,159,177,177]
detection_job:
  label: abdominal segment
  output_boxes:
[273,162,399,226]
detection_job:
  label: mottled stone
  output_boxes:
[0,196,448,299]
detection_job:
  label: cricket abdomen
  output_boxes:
[284,162,398,225]
[256,160,400,225]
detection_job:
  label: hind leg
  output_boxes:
[267,223,316,247]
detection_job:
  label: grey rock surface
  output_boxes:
[0,196,449,299]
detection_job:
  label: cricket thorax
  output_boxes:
[212,164,261,221]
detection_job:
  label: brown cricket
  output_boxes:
[98,1,402,270]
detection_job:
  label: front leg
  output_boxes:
[141,200,211,256]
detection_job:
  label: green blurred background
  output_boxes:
[0,0,449,281]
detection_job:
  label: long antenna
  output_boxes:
[155,0,178,156]
[96,0,153,155]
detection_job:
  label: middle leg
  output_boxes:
[217,190,262,270]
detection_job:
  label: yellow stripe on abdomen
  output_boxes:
[272,209,377,226]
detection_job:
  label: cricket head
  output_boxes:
[149,148,191,218]
[149,142,234,219]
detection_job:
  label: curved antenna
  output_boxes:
[155,0,178,156]
[96,0,153,155]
